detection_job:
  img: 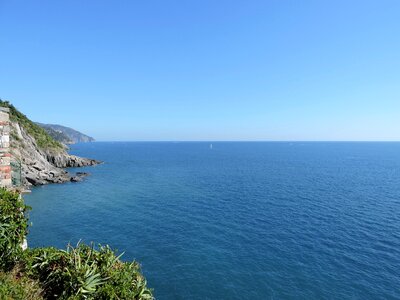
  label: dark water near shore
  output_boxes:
[25,142,400,299]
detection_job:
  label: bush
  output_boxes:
[23,244,153,299]
[0,268,43,300]
[0,188,30,271]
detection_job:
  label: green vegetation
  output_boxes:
[0,100,63,151]
[0,268,43,300]
[37,123,94,144]
[0,188,153,299]
[0,188,29,271]
[39,126,73,144]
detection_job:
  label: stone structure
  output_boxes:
[0,107,12,187]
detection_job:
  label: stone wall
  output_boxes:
[0,107,12,187]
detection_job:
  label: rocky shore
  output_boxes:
[11,121,101,187]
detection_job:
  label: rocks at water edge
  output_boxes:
[10,121,101,187]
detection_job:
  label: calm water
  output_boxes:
[25,142,400,299]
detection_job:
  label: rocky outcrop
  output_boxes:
[10,122,101,187]
[45,153,99,168]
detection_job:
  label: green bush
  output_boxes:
[0,268,43,300]
[23,244,153,300]
[0,188,30,271]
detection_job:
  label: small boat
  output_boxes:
[210,143,213,149]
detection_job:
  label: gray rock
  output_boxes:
[10,122,101,188]
[76,172,90,177]
[70,176,83,182]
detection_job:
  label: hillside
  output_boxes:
[0,101,63,151]
[0,100,100,186]
[37,123,95,144]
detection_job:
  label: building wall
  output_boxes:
[0,107,12,187]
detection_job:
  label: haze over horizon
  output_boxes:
[1,0,399,141]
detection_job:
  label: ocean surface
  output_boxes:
[25,142,400,299]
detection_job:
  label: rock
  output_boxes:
[45,153,101,168]
[76,172,90,177]
[25,173,45,186]
[9,121,101,188]
[70,176,83,182]
[21,238,28,251]
[70,171,91,182]
[32,164,43,171]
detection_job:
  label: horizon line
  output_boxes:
[90,140,400,143]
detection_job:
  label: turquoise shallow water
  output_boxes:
[25,142,400,299]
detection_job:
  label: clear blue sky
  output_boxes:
[1,0,399,141]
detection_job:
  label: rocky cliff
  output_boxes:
[0,100,101,187]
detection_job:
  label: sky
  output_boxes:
[0,0,399,141]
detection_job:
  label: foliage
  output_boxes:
[0,268,43,300]
[39,126,74,144]
[23,244,154,299]
[37,123,94,144]
[0,99,63,151]
[0,188,30,271]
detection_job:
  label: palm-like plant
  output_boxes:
[63,243,106,298]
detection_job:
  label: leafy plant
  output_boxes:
[0,188,30,271]
[23,243,154,299]
[0,268,43,300]
[63,243,107,298]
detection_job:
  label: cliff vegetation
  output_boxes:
[37,123,95,144]
[0,100,63,151]
[0,99,100,186]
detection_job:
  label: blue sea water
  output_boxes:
[25,142,400,299]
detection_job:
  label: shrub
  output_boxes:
[0,268,43,300]
[0,188,30,271]
[23,244,154,300]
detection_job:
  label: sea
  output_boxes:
[24,142,400,299]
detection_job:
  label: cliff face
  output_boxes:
[0,100,100,187]
[11,121,100,187]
